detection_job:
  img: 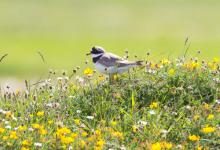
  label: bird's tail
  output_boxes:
[135,60,144,66]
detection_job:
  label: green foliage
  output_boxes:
[0,58,219,149]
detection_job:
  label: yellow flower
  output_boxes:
[150,63,156,69]
[98,75,105,82]
[32,123,41,129]
[18,125,27,132]
[110,121,117,126]
[56,127,71,137]
[207,114,214,120]
[79,140,86,148]
[39,129,47,135]
[71,133,78,138]
[81,131,88,137]
[48,120,53,125]
[161,141,172,149]
[88,135,95,142]
[9,131,18,139]
[22,140,31,146]
[74,119,80,125]
[132,125,138,133]
[96,139,105,147]
[188,135,200,141]
[0,127,5,133]
[190,62,200,69]
[150,102,158,109]
[21,147,30,150]
[94,146,102,150]
[208,62,218,70]
[202,125,215,134]
[168,69,175,76]
[213,58,219,63]
[111,131,123,139]
[2,136,8,140]
[29,114,33,118]
[203,103,209,110]
[152,142,161,150]
[113,74,119,80]
[60,136,74,145]
[161,59,171,65]
[193,114,200,121]
[15,89,21,95]
[5,111,12,118]
[197,146,202,150]
[37,111,44,117]
[84,68,93,76]
[95,129,101,137]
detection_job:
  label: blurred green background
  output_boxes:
[0,0,220,77]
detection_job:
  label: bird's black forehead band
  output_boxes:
[91,48,104,54]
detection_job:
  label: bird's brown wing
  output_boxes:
[116,60,137,67]
[97,53,123,67]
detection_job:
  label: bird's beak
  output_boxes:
[86,52,91,56]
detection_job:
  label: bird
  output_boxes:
[87,46,143,74]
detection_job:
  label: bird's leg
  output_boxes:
[109,74,112,84]
[109,73,117,84]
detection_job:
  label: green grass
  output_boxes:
[0,58,219,149]
[0,0,220,77]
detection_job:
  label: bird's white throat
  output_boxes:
[92,53,103,58]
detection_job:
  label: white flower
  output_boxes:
[4,121,9,124]
[171,111,178,116]
[12,116,17,121]
[46,103,53,107]
[186,105,191,110]
[215,99,220,104]
[120,145,126,150]
[176,144,183,149]
[57,77,63,81]
[75,76,84,84]
[86,116,94,120]
[149,110,156,115]
[176,63,183,67]
[69,96,74,98]
[55,121,64,127]
[45,79,51,84]
[76,110,81,114]
[213,78,220,83]
[5,125,11,129]
[137,120,148,126]
[147,69,156,74]
[160,129,168,134]
[63,76,69,81]
[80,124,86,128]
[34,142,42,147]
[2,111,7,115]
[28,128,34,131]
[0,109,4,114]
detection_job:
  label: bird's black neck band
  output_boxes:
[93,55,102,63]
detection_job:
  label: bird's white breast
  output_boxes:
[94,62,134,74]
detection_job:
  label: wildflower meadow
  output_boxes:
[0,54,219,150]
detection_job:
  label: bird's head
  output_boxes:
[87,46,105,58]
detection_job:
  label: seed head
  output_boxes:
[76,66,80,70]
